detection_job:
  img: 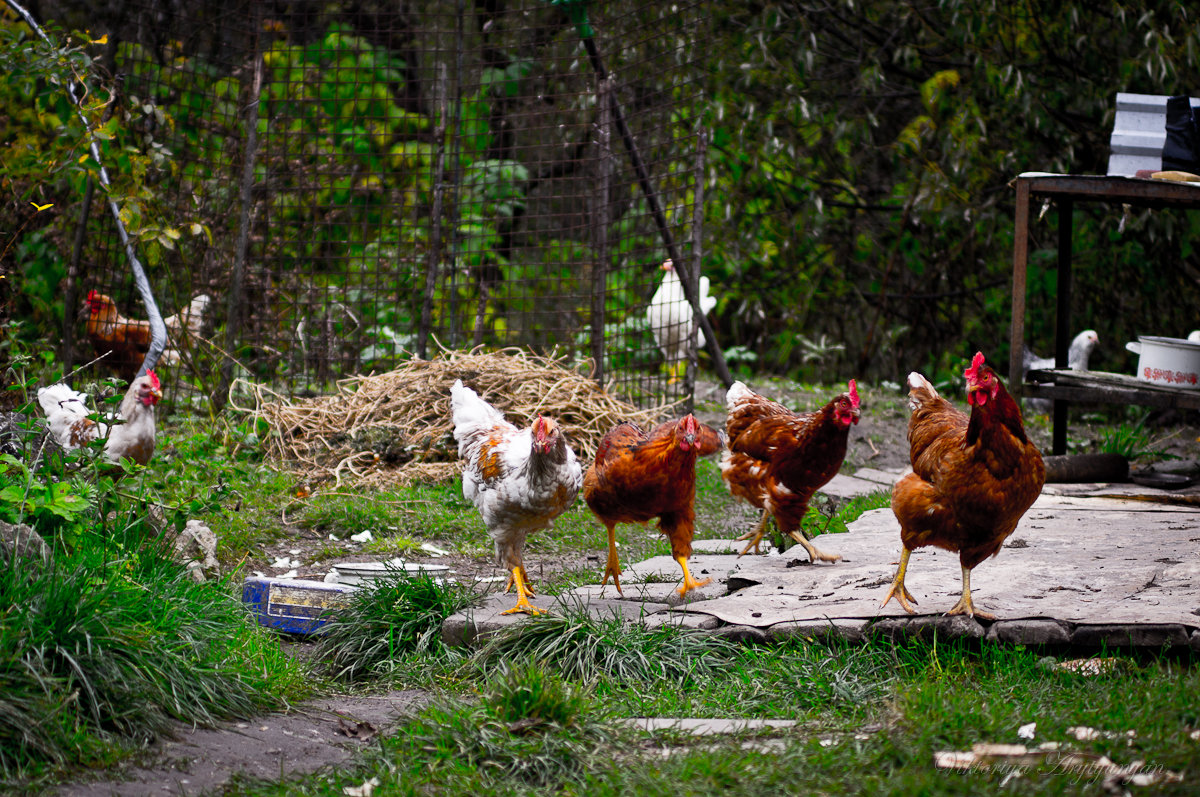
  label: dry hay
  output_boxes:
[231,347,676,487]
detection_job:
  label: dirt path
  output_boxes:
[58,689,429,796]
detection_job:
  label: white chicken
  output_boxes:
[37,371,162,466]
[647,259,717,383]
[450,379,583,615]
[1022,329,1099,414]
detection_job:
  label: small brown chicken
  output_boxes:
[583,415,723,599]
[881,352,1045,619]
[84,291,210,380]
[720,380,860,561]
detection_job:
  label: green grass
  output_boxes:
[220,634,1200,796]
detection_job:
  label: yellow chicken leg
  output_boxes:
[786,530,842,563]
[879,548,919,614]
[675,555,711,598]
[945,565,994,620]
[504,566,536,597]
[601,524,624,596]
[501,565,545,615]
[735,510,772,557]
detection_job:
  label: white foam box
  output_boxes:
[242,576,358,635]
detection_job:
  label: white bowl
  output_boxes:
[1125,336,1200,388]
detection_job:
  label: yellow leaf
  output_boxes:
[91,34,108,45]
[30,202,54,212]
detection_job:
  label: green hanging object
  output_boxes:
[548,0,593,39]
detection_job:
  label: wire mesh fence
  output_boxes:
[60,0,715,414]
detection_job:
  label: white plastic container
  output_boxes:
[326,559,451,585]
[1125,336,1200,388]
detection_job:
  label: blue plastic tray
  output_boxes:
[242,576,358,635]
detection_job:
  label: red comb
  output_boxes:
[848,379,859,408]
[87,289,98,301]
[964,351,986,381]
[146,370,161,390]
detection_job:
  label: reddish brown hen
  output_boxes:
[583,414,723,599]
[881,352,1045,619]
[720,380,860,561]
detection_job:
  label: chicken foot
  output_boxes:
[879,548,919,614]
[735,510,772,557]
[666,359,687,385]
[786,530,842,563]
[500,565,544,615]
[601,524,624,596]
[504,566,536,598]
[675,556,711,598]
[945,565,994,620]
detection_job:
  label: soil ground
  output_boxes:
[57,377,1200,796]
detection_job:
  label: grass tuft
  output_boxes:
[382,663,628,789]
[470,607,742,686]
[313,571,477,682]
[0,534,307,782]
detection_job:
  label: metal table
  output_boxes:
[1007,173,1200,455]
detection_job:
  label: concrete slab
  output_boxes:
[621,718,799,735]
[442,478,1200,650]
[816,467,905,499]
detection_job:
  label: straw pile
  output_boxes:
[232,347,674,487]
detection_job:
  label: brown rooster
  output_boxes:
[881,352,1045,619]
[36,371,162,466]
[83,291,210,380]
[721,380,860,560]
[583,415,723,599]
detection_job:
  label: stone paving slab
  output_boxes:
[442,484,1200,650]
[621,718,800,735]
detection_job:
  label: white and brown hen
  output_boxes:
[37,371,162,466]
[450,379,583,615]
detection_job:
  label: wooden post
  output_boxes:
[1008,177,1031,398]
[1052,198,1075,455]
[418,63,449,360]
[682,127,708,414]
[590,77,613,386]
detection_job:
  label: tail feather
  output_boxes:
[725,380,755,408]
[906,372,940,411]
[164,294,211,339]
[450,379,505,451]
[37,384,88,419]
